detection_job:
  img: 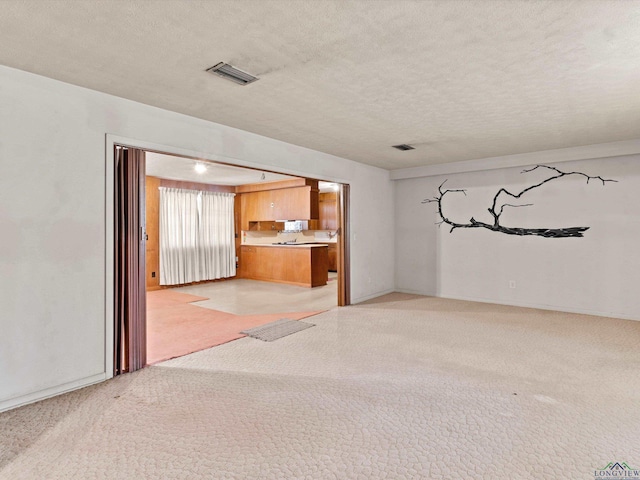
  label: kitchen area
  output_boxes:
[238,178,340,288]
[145,151,346,306]
[143,153,345,365]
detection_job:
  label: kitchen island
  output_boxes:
[239,244,329,287]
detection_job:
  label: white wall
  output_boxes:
[395,156,640,320]
[0,65,394,411]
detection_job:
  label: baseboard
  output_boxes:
[394,289,638,321]
[351,288,395,304]
[0,372,107,413]
[440,293,639,322]
[394,287,435,296]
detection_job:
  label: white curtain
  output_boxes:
[198,191,236,280]
[159,188,235,285]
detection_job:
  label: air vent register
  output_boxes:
[206,62,259,85]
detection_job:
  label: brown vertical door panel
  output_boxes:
[114,146,146,375]
[338,184,350,306]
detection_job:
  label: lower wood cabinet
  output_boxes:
[327,243,337,271]
[239,245,328,287]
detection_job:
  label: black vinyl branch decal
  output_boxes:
[422,165,616,238]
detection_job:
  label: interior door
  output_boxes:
[337,184,350,306]
[114,146,147,375]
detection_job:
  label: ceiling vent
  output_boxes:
[392,144,415,151]
[206,62,259,85]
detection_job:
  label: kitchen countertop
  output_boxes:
[242,243,329,248]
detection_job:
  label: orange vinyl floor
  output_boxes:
[146,289,323,364]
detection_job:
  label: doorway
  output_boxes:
[112,145,350,374]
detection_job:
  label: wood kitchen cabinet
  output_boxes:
[239,245,272,280]
[272,186,319,221]
[241,190,272,223]
[239,245,328,287]
[240,246,258,278]
[327,243,337,272]
[318,192,338,230]
[240,186,319,228]
[247,221,284,232]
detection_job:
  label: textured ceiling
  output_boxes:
[146,153,337,190]
[146,153,295,185]
[2,0,640,170]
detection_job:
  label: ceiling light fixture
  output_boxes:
[194,163,207,174]
[206,62,259,85]
[392,144,415,151]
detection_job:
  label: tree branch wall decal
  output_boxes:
[422,165,617,238]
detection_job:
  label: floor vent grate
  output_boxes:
[241,319,315,342]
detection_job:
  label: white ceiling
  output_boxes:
[146,152,295,185]
[147,152,339,190]
[2,1,640,170]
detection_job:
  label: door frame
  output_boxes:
[106,134,351,377]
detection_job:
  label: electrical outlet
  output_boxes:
[151,272,156,278]
[509,280,516,289]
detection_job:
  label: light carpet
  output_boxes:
[1,294,640,479]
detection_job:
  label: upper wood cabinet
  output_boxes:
[240,190,270,226]
[272,186,319,221]
[241,186,319,225]
[318,192,338,230]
